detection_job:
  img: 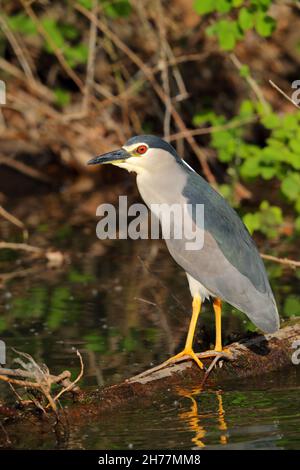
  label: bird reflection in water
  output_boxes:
[177,387,228,447]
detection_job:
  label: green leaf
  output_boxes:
[194,0,216,15]
[282,113,299,131]
[254,12,276,37]
[215,0,232,13]
[289,138,300,154]
[240,157,261,178]
[295,198,300,213]
[238,8,254,31]
[103,0,132,18]
[239,64,250,78]
[77,0,93,8]
[60,23,80,41]
[239,99,254,116]
[283,295,300,317]
[192,110,221,126]
[296,216,300,232]
[260,167,276,179]
[7,13,37,35]
[54,88,71,107]
[243,212,260,234]
[65,44,88,67]
[281,173,300,201]
[261,113,281,129]
[215,20,241,50]
[42,18,64,51]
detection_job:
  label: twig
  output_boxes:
[261,253,300,268]
[0,206,28,240]
[0,242,43,254]
[169,115,258,141]
[52,350,84,403]
[82,0,98,114]
[0,267,39,283]
[0,374,40,389]
[0,350,82,414]
[201,355,224,387]
[230,53,269,113]
[0,367,73,388]
[269,79,300,109]
[0,14,35,82]
[156,0,171,141]
[0,57,54,102]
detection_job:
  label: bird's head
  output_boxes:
[87,135,179,174]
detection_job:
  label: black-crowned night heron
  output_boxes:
[88,135,279,370]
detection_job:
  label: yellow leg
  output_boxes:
[196,298,229,359]
[213,298,222,352]
[164,294,204,370]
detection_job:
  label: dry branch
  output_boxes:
[261,253,300,268]
[269,79,300,109]
[0,350,82,413]
[0,205,28,240]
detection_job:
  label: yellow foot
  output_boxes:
[164,349,204,370]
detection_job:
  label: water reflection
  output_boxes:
[177,387,228,447]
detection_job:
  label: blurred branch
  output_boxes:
[52,350,83,403]
[261,253,300,268]
[82,0,98,114]
[0,206,28,240]
[269,79,300,109]
[230,53,269,112]
[0,57,54,102]
[155,0,171,141]
[0,242,43,254]
[169,115,258,141]
[0,13,35,83]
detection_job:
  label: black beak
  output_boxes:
[87,148,131,165]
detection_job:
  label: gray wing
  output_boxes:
[165,167,279,333]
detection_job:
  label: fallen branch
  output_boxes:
[0,350,82,413]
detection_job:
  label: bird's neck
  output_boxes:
[136,157,187,207]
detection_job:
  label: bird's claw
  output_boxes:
[164,348,204,370]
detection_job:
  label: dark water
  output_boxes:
[0,234,300,449]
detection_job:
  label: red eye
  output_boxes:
[136,145,148,155]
